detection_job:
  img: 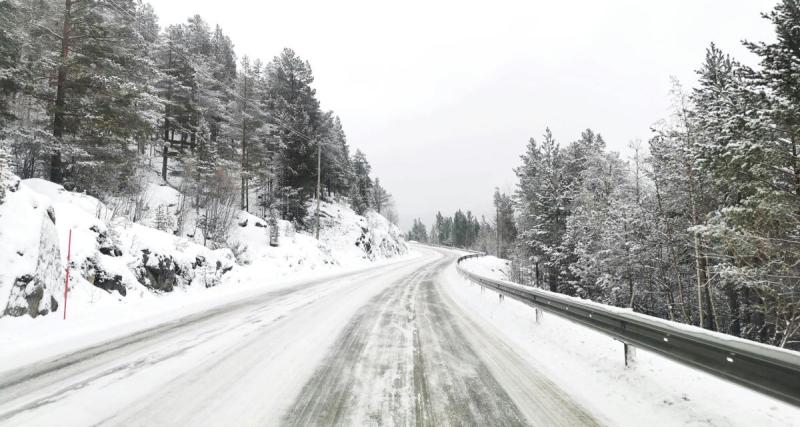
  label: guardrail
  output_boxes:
[456,253,800,407]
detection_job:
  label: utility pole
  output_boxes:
[496,205,500,257]
[315,141,322,240]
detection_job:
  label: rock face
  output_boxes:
[4,207,62,317]
[91,225,123,257]
[82,258,126,296]
[137,249,182,292]
[351,213,407,261]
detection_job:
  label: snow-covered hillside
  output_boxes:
[0,172,408,322]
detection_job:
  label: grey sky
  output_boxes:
[147,0,778,230]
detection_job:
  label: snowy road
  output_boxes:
[0,247,597,426]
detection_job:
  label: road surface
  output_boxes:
[0,247,599,426]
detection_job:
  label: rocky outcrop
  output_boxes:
[82,258,126,296]
[90,225,123,257]
[3,206,62,317]
[136,249,182,292]
[135,248,234,292]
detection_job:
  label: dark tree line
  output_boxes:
[498,1,800,349]
[0,0,394,236]
[408,206,506,255]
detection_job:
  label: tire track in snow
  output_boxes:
[0,259,422,425]
[283,264,433,425]
[283,253,542,426]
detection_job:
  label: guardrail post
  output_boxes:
[624,343,637,367]
[535,307,542,324]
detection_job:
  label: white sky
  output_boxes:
[147,0,778,230]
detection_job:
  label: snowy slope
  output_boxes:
[0,174,408,322]
[316,201,407,262]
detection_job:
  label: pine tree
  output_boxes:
[408,218,429,242]
[40,0,160,191]
[154,205,174,232]
[494,189,517,258]
[514,128,568,290]
[350,149,372,215]
[0,0,22,128]
[265,48,322,223]
[371,178,391,214]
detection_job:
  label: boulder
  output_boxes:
[136,249,182,292]
[3,204,62,317]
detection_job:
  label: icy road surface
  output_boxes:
[0,247,597,426]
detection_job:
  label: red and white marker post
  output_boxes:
[63,229,72,320]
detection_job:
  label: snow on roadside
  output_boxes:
[0,251,420,376]
[447,259,800,426]
[459,255,511,281]
[0,175,411,368]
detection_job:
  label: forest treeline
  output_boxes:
[407,190,516,253]
[0,0,396,235]
[418,1,800,349]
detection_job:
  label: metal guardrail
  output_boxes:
[456,253,800,407]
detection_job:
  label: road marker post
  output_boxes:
[624,342,637,368]
[63,229,72,320]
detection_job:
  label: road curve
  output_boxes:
[0,247,598,426]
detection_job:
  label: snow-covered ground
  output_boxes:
[0,251,436,426]
[453,255,800,426]
[2,245,796,426]
[0,171,411,369]
[459,255,511,280]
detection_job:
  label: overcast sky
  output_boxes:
[147,0,778,230]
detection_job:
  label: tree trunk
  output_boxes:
[725,281,741,336]
[240,75,248,211]
[161,143,168,181]
[686,156,714,328]
[699,254,717,330]
[792,135,800,199]
[51,0,73,184]
[627,273,635,308]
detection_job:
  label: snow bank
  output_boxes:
[459,255,511,281]
[0,176,408,323]
[446,262,800,425]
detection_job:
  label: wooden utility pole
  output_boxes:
[496,205,500,256]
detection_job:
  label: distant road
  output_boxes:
[0,247,598,426]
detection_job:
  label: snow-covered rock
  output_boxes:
[0,176,61,317]
[317,202,408,262]
[0,178,235,319]
[225,202,407,281]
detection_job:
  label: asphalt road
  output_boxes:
[0,247,599,426]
